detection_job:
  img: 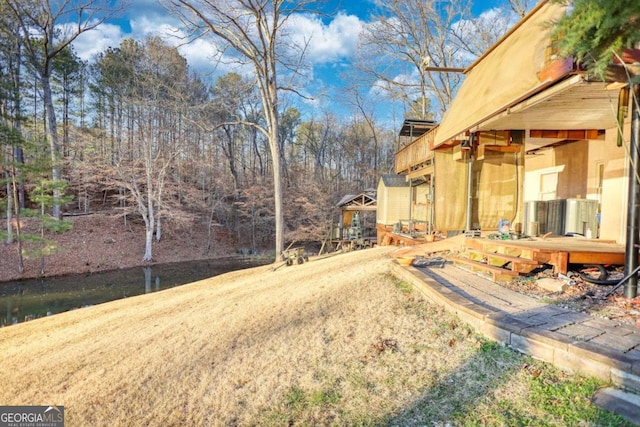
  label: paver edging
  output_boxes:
[611,368,640,393]
[390,261,640,392]
[554,346,613,382]
[570,341,635,370]
[519,327,572,351]
[391,263,490,324]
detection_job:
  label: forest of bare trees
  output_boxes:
[0,0,522,267]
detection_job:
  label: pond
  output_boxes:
[0,257,268,327]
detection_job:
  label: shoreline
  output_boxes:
[0,252,273,285]
[0,213,246,283]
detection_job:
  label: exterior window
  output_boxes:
[540,172,558,200]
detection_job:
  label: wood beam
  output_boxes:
[529,129,604,140]
[536,57,575,83]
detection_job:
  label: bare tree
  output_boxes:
[451,7,517,59]
[356,0,521,120]
[165,0,321,260]
[357,0,476,119]
[508,0,536,18]
[112,37,189,261]
[210,72,259,193]
[3,0,127,219]
[340,80,385,175]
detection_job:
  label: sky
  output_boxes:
[70,0,522,122]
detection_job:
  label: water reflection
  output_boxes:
[0,257,266,327]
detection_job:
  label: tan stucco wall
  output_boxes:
[599,128,628,242]
[523,130,628,242]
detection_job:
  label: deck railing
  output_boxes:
[395,128,436,174]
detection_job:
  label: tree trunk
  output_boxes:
[268,113,284,259]
[41,74,62,219]
[11,42,25,210]
[5,174,13,244]
[11,170,24,273]
[39,197,46,276]
[143,184,155,262]
[143,221,154,262]
[205,199,216,255]
[155,210,162,242]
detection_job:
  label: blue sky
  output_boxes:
[70,0,523,120]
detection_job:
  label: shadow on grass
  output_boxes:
[382,265,631,426]
[385,341,524,425]
[384,334,626,427]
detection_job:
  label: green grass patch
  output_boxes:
[528,367,628,426]
[388,274,413,293]
[309,388,341,406]
[445,359,630,426]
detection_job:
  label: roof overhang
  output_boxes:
[478,74,622,132]
[336,192,377,211]
[433,1,569,147]
[406,164,434,181]
[399,119,438,138]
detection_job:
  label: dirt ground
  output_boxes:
[0,213,237,282]
[502,267,640,327]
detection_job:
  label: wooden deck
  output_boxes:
[462,236,626,276]
[378,222,628,281]
[376,223,436,247]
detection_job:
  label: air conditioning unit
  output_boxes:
[546,199,566,236]
[523,200,548,236]
[564,198,598,236]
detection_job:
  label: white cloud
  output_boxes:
[69,23,125,61]
[286,12,363,65]
[69,4,366,91]
[127,16,226,75]
[129,16,176,39]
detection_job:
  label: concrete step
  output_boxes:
[592,387,640,425]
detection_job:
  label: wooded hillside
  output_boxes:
[0,27,395,269]
[0,0,522,273]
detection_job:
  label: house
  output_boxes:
[382,0,639,243]
[379,0,640,293]
[376,119,438,244]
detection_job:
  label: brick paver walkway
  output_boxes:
[391,261,640,394]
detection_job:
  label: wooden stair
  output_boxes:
[452,256,520,282]
[453,239,547,282]
[466,248,540,274]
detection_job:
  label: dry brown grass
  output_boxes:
[0,246,615,426]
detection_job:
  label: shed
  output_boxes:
[377,174,410,226]
[335,190,377,240]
